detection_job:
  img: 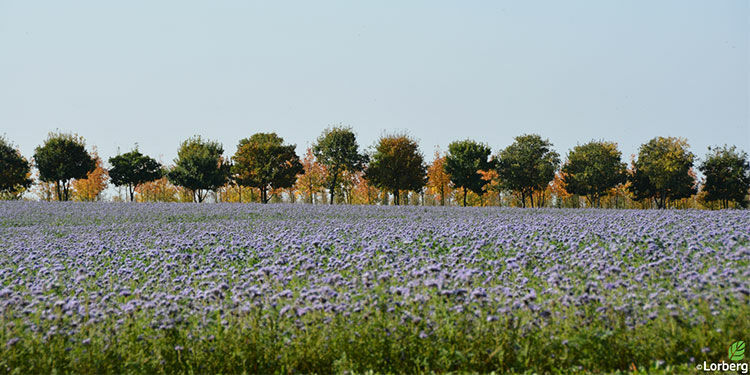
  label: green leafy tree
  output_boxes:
[628,136,696,209]
[0,136,32,199]
[496,134,560,208]
[561,140,627,207]
[108,149,164,202]
[33,132,96,201]
[364,134,427,205]
[445,139,495,207]
[167,136,230,203]
[312,126,368,205]
[231,133,303,204]
[699,145,750,209]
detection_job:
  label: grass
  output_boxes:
[2,302,748,374]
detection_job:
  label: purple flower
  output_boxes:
[6,337,20,348]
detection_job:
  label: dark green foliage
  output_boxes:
[562,141,627,207]
[0,137,32,199]
[108,149,163,202]
[167,136,230,202]
[365,135,427,205]
[445,139,495,206]
[628,166,654,203]
[496,134,560,208]
[628,137,696,209]
[699,145,750,209]
[231,133,304,204]
[312,126,368,205]
[33,132,96,201]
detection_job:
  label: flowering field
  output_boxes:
[0,202,748,374]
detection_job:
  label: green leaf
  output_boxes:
[728,340,745,361]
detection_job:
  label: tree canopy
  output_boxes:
[232,133,303,204]
[0,136,32,199]
[109,149,164,202]
[445,140,495,207]
[562,140,627,207]
[167,136,230,202]
[364,135,427,205]
[33,132,96,201]
[496,134,560,208]
[6,127,750,209]
[628,136,696,209]
[312,126,368,205]
[698,145,750,209]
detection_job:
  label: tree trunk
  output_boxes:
[529,191,534,208]
[129,184,135,202]
[655,194,666,209]
[55,181,62,202]
[463,187,468,207]
[63,182,70,201]
[329,174,336,205]
[393,190,399,205]
[520,191,526,208]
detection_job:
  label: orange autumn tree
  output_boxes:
[549,171,579,208]
[426,151,453,206]
[602,181,632,209]
[479,169,500,206]
[534,183,552,207]
[72,151,109,201]
[295,148,326,204]
[350,171,379,205]
[135,177,178,202]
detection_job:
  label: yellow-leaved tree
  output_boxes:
[549,171,573,208]
[350,171,379,205]
[426,151,453,206]
[478,169,501,206]
[71,151,109,202]
[135,177,179,202]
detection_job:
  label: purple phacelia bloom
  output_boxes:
[0,201,746,357]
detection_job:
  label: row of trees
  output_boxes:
[1,129,748,209]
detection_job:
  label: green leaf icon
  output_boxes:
[728,340,745,361]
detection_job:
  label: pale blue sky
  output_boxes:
[1,1,748,167]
